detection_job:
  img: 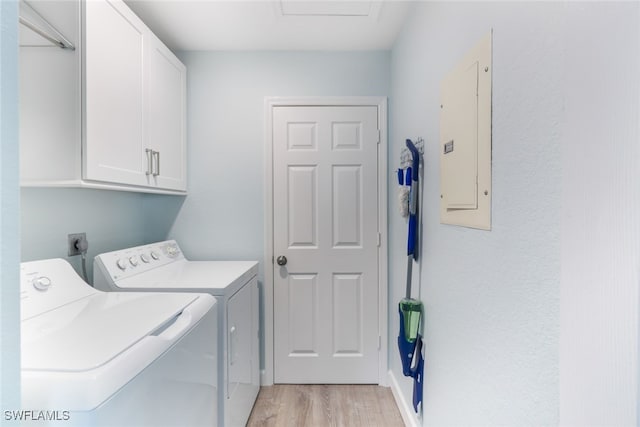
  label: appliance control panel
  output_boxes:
[20,259,97,321]
[94,240,185,281]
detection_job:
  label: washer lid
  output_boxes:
[22,291,200,372]
[114,260,258,296]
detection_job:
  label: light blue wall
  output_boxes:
[163,51,391,264]
[20,188,179,282]
[559,3,639,425]
[19,51,390,378]
[160,50,390,372]
[18,0,181,282]
[1,0,21,418]
[14,5,639,424]
[390,2,563,425]
[390,2,639,426]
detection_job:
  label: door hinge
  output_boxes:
[377,232,381,247]
[378,335,381,350]
[377,129,381,144]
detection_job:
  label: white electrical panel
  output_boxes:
[440,31,492,230]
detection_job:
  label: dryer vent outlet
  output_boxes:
[68,233,88,256]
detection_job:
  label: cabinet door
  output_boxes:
[146,35,187,191]
[83,0,149,187]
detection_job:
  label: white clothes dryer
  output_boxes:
[20,258,218,427]
[93,240,260,427]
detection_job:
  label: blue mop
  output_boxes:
[398,139,423,374]
[397,139,424,413]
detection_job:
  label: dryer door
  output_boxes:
[227,281,252,398]
[226,277,260,427]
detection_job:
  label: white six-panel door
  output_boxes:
[272,105,380,383]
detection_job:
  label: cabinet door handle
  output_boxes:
[153,150,160,177]
[145,149,153,176]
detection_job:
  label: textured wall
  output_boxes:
[162,51,391,263]
[390,3,563,425]
[162,51,391,371]
[21,188,163,283]
[390,2,640,426]
[559,3,640,425]
[1,0,21,416]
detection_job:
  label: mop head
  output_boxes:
[398,186,409,217]
[399,138,425,169]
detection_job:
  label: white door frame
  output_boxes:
[263,96,388,386]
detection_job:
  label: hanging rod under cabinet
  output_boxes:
[19,0,75,50]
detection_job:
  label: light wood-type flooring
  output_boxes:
[246,384,405,427]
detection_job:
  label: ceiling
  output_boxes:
[123,0,412,51]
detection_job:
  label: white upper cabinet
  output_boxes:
[83,0,147,187]
[144,34,187,191]
[20,0,187,194]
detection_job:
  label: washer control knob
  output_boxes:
[33,276,52,291]
[150,251,160,260]
[140,254,150,263]
[116,259,127,271]
[166,245,179,258]
[129,256,139,267]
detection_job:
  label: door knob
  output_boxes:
[276,255,287,266]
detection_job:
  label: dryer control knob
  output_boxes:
[129,256,139,267]
[33,276,52,291]
[140,254,150,263]
[116,259,127,271]
[150,251,160,260]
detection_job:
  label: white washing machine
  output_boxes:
[93,240,260,427]
[20,258,218,427]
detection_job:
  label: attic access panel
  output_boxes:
[440,31,492,230]
[279,1,378,16]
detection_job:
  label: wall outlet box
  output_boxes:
[68,232,87,256]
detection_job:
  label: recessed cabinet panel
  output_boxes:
[440,31,492,230]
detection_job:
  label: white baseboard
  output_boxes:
[388,370,420,427]
[260,369,273,386]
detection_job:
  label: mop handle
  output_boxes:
[406,139,420,258]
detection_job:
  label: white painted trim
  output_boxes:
[377,98,389,386]
[263,96,388,386]
[20,180,187,195]
[388,370,420,427]
[263,96,275,386]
